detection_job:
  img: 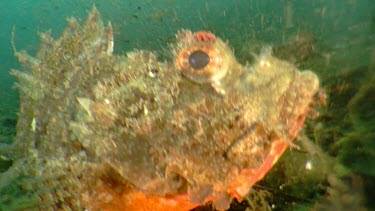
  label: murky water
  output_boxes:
[0,1,374,210]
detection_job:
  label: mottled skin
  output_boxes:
[2,7,318,211]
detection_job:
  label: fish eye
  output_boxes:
[174,31,233,84]
[188,50,210,70]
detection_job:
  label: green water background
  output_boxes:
[0,0,374,209]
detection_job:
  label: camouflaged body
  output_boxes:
[1,7,318,210]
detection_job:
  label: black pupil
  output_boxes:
[188,51,210,70]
